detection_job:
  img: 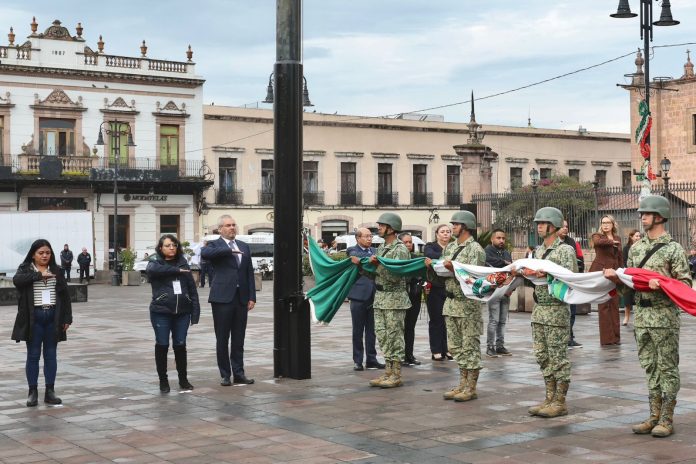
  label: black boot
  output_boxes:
[27,386,38,407]
[44,384,62,405]
[173,345,193,390]
[155,344,170,393]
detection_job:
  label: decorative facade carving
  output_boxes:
[33,89,84,109]
[564,160,587,166]
[303,150,326,157]
[255,148,274,155]
[153,100,189,117]
[334,151,364,158]
[0,91,11,105]
[212,146,245,153]
[406,153,435,160]
[591,160,613,166]
[535,158,558,165]
[504,157,529,164]
[441,154,460,161]
[36,20,82,42]
[371,152,400,159]
[103,97,137,112]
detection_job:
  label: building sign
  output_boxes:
[123,193,168,202]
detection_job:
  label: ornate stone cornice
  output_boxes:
[255,148,274,155]
[535,158,558,165]
[371,152,400,159]
[591,161,613,167]
[35,20,84,42]
[212,146,245,153]
[334,151,364,158]
[441,154,460,161]
[504,157,529,164]
[100,97,139,115]
[0,63,205,88]
[152,100,189,118]
[617,161,632,168]
[304,150,326,157]
[406,153,435,160]
[30,89,87,112]
[564,160,587,166]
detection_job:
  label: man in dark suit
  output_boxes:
[347,228,385,371]
[201,215,257,386]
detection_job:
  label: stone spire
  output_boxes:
[467,91,483,145]
[682,49,694,79]
[632,48,645,87]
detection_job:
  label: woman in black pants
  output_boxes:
[12,239,72,407]
[400,233,423,365]
[147,234,200,392]
[424,225,452,361]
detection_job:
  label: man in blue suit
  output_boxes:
[347,228,385,371]
[201,215,257,386]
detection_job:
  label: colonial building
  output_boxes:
[0,18,212,270]
[202,105,630,243]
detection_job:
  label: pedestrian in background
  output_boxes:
[424,224,452,362]
[146,234,200,393]
[484,228,513,358]
[558,220,584,348]
[400,232,423,366]
[77,247,91,284]
[12,239,72,407]
[623,229,641,325]
[199,240,215,288]
[590,215,622,346]
[60,244,73,282]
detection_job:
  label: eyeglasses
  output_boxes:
[162,243,178,248]
[601,221,613,225]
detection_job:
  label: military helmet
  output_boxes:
[376,212,402,232]
[637,195,671,219]
[533,207,564,228]
[450,211,476,230]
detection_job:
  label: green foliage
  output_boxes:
[180,241,194,258]
[302,254,313,276]
[120,248,137,271]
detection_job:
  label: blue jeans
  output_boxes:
[26,308,58,387]
[486,296,509,348]
[150,311,191,347]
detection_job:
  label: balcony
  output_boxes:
[446,193,461,206]
[258,190,274,205]
[216,189,244,205]
[303,191,325,206]
[338,190,362,206]
[376,192,398,206]
[411,192,433,206]
[2,154,209,180]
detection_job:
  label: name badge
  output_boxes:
[41,290,51,305]
[172,280,182,295]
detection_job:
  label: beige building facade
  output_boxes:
[202,106,630,243]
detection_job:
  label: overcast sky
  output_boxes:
[3,1,696,133]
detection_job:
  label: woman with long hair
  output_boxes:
[590,215,623,345]
[424,224,453,361]
[12,239,72,407]
[622,229,641,326]
[146,234,200,393]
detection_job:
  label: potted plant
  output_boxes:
[120,248,141,286]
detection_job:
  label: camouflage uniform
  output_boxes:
[627,233,691,397]
[443,237,486,370]
[373,239,411,362]
[531,237,578,382]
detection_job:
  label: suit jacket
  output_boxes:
[200,237,256,304]
[346,245,376,302]
[589,233,623,272]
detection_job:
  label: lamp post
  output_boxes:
[95,120,136,286]
[659,156,671,194]
[592,176,600,228]
[264,72,314,107]
[530,168,540,245]
[610,0,679,179]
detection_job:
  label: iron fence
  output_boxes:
[472,182,696,251]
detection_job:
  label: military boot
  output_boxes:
[443,369,467,400]
[632,393,662,434]
[528,378,556,416]
[651,395,677,438]
[537,380,569,418]
[454,369,479,402]
[380,360,403,388]
[369,360,391,387]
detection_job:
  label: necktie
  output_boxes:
[230,240,242,265]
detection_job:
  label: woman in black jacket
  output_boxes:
[424,225,453,361]
[12,239,72,407]
[146,234,200,393]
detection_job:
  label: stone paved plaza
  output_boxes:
[2,282,696,463]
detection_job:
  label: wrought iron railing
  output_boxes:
[411,192,433,206]
[303,191,324,206]
[376,192,398,206]
[446,193,461,206]
[258,190,274,205]
[216,189,244,205]
[338,191,362,206]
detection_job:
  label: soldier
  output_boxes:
[604,195,691,438]
[526,207,577,418]
[425,211,485,402]
[364,213,410,388]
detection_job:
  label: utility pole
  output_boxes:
[272,0,311,379]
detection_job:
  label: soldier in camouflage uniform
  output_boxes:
[605,195,691,438]
[526,207,578,418]
[426,211,486,402]
[366,213,411,388]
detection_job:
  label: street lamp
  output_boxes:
[263,72,314,107]
[428,208,440,224]
[592,176,600,226]
[611,0,679,181]
[530,168,540,245]
[95,120,136,286]
[659,156,671,193]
